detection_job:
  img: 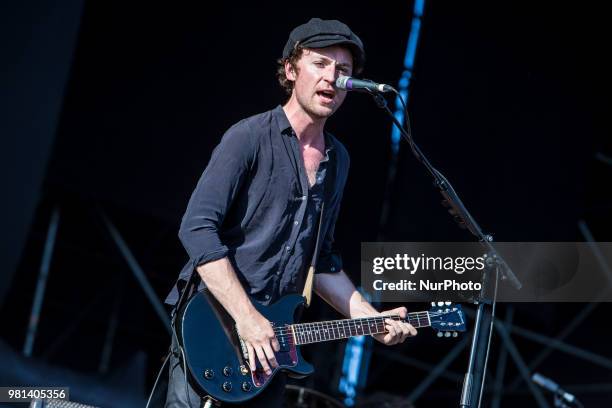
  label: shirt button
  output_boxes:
[276,271,281,276]
[330,267,336,272]
[285,245,291,251]
[294,221,299,226]
[301,195,307,201]
[264,294,270,300]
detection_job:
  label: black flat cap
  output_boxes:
[282,18,365,74]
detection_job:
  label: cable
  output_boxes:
[145,349,172,408]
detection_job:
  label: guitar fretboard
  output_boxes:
[290,312,430,345]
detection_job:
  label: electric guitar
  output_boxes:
[175,290,466,404]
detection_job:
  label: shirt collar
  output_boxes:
[274,105,335,154]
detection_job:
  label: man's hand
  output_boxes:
[372,306,417,346]
[235,310,280,375]
[314,271,417,345]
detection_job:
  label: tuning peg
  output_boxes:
[431,302,436,306]
[437,301,444,306]
[452,332,458,338]
[437,332,443,338]
[444,332,451,338]
[445,301,451,306]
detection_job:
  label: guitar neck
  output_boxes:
[290,312,431,346]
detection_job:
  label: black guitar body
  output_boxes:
[175,289,313,404]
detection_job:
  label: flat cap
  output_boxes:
[282,18,365,74]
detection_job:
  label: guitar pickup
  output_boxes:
[275,324,291,352]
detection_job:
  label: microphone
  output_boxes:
[532,373,576,405]
[335,76,394,93]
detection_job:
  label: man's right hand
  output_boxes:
[235,310,280,375]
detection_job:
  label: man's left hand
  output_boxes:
[372,306,417,345]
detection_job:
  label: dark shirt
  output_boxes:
[165,105,349,305]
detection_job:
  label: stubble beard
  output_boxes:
[297,92,336,120]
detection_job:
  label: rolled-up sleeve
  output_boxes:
[178,123,255,268]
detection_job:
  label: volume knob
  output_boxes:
[204,369,214,379]
[242,382,252,392]
[222,381,232,392]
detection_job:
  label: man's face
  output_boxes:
[285,46,353,119]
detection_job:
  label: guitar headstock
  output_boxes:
[428,302,466,338]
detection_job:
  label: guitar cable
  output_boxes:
[178,337,199,408]
[144,348,172,408]
[144,272,208,408]
[176,273,204,407]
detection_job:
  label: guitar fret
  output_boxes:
[293,324,299,345]
[294,324,301,345]
[292,311,437,345]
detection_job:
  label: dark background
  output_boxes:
[2,0,611,407]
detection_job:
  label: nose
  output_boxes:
[322,65,336,83]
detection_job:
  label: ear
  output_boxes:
[285,60,297,81]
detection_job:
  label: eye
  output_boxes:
[314,61,325,68]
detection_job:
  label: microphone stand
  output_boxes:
[366,89,522,407]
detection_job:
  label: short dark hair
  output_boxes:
[276,44,306,95]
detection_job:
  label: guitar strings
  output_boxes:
[267,311,460,343]
[270,314,445,344]
[270,313,437,334]
[271,314,433,332]
[271,317,432,340]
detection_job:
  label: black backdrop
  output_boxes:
[2,1,612,406]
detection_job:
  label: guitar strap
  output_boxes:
[302,202,324,307]
[302,137,337,307]
[171,266,201,326]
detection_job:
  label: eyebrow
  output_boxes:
[314,56,352,70]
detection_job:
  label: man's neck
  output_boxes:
[282,100,326,147]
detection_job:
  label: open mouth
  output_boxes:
[316,90,336,103]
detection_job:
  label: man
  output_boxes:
[164,18,417,407]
